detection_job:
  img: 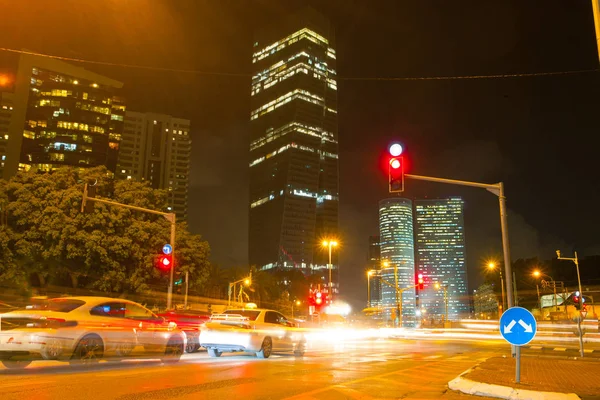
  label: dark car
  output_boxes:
[157,309,211,353]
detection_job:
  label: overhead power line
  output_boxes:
[1,47,598,81]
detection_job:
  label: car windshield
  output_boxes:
[24,298,85,313]
[223,310,260,321]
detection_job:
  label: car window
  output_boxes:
[264,311,280,324]
[124,303,157,320]
[223,309,260,321]
[90,302,126,318]
[275,312,289,326]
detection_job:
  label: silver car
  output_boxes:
[199,308,306,359]
[0,296,185,369]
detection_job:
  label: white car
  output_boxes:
[199,308,306,359]
[0,296,186,369]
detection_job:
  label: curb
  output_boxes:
[448,368,581,400]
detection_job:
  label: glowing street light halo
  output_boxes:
[390,159,401,169]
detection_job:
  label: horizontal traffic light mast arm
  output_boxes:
[380,277,417,292]
[405,173,500,193]
[82,189,175,222]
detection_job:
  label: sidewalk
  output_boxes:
[449,355,600,399]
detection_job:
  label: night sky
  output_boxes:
[2,0,599,310]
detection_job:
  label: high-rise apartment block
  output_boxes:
[116,111,191,222]
[249,8,339,277]
[0,92,14,178]
[368,235,382,308]
[414,197,469,320]
[379,198,417,327]
[3,54,125,178]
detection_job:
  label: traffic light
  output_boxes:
[417,273,424,290]
[388,143,404,193]
[315,291,323,306]
[572,292,581,310]
[389,157,404,193]
[157,254,172,271]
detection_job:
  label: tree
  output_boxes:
[200,263,229,299]
[2,166,211,295]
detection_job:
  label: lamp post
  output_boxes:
[488,262,505,314]
[435,283,449,325]
[556,250,584,358]
[292,300,301,319]
[367,270,375,308]
[228,275,252,307]
[533,270,558,312]
[322,239,338,303]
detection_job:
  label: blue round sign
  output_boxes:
[162,244,172,255]
[499,306,537,346]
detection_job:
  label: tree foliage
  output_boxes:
[0,167,210,295]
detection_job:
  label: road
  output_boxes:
[0,338,507,400]
[2,335,598,400]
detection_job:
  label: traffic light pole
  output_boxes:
[82,184,178,309]
[404,174,519,380]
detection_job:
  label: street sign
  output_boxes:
[500,306,537,346]
[162,244,172,255]
[581,310,588,319]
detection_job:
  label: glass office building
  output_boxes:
[379,198,416,327]
[414,197,469,320]
[249,8,339,286]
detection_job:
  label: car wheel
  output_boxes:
[207,348,222,357]
[70,334,104,365]
[256,337,272,359]
[294,340,306,357]
[162,337,184,363]
[186,342,200,353]
[1,360,32,369]
[40,338,64,360]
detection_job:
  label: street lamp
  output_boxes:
[556,249,584,358]
[532,269,558,312]
[367,270,376,308]
[292,300,301,319]
[322,239,338,303]
[434,283,449,325]
[228,274,252,307]
[487,262,505,314]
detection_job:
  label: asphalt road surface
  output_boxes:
[0,338,511,400]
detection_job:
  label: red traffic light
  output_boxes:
[157,255,172,271]
[388,156,404,193]
[417,273,424,290]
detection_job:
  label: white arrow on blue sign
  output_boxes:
[162,244,173,255]
[499,306,537,346]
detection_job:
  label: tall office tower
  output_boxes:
[249,8,339,281]
[0,92,14,179]
[116,111,191,222]
[379,198,416,327]
[3,54,125,178]
[414,197,469,320]
[368,235,382,307]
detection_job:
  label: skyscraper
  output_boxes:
[4,54,125,178]
[368,235,382,307]
[414,197,469,320]
[0,92,13,179]
[249,8,339,277]
[116,111,191,222]
[379,198,416,327]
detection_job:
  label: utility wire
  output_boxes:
[1,47,598,81]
